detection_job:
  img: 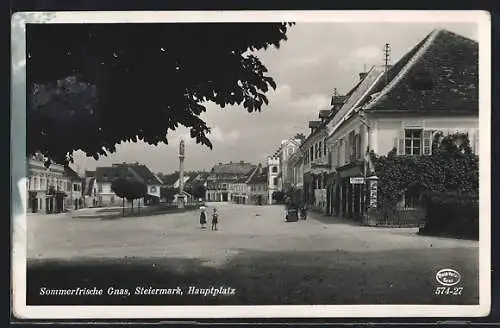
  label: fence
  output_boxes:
[363,206,426,228]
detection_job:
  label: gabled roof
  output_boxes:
[365,29,478,112]
[64,166,82,181]
[162,172,180,186]
[94,166,133,183]
[112,163,164,185]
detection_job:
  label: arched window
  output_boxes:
[272,166,278,173]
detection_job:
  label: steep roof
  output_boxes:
[248,166,268,184]
[64,166,82,181]
[162,172,180,186]
[365,29,478,112]
[112,163,164,185]
[94,166,133,183]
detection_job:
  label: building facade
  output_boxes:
[27,156,72,214]
[323,29,479,224]
[247,164,269,205]
[266,156,280,204]
[64,166,84,211]
[85,162,163,207]
[205,161,256,202]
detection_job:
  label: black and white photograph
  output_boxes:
[11,11,490,319]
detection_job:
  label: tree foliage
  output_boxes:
[160,186,177,202]
[26,23,294,166]
[188,183,206,200]
[370,132,479,208]
[111,177,148,202]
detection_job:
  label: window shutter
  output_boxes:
[397,130,405,155]
[423,130,432,155]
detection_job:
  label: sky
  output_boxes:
[68,21,478,175]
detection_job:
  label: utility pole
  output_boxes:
[383,43,391,84]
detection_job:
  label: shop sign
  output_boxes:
[349,177,365,184]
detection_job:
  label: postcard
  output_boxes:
[11,10,491,319]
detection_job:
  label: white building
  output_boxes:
[26,155,72,214]
[266,156,280,204]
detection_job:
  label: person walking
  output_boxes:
[211,208,219,231]
[199,203,207,229]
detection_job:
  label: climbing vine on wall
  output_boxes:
[369,132,479,208]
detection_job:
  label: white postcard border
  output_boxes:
[11,10,491,319]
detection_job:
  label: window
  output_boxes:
[272,166,277,173]
[404,130,422,155]
[310,147,313,161]
[150,186,157,193]
[110,195,115,204]
[324,140,327,156]
[98,184,103,192]
[273,177,278,186]
[73,183,78,191]
[318,141,322,158]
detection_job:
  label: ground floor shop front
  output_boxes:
[28,191,66,214]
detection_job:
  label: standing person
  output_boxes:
[199,203,207,229]
[211,208,219,231]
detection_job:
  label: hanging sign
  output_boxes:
[350,177,365,184]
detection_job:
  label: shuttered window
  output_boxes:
[398,129,433,156]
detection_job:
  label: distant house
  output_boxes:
[112,163,164,205]
[63,166,84,210]
[205,161,256,202]
[247,164,269,205]
[82,172,98,207]
[85,162,163,207]
[26,155,72,214]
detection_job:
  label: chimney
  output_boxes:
[219,162,222,166]
[240,160,244,164]
[230,161,233,164]
[359,72,368,80]
[258,163,262,174]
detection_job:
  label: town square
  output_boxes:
[28,202,478,305]
[14,11,486,315]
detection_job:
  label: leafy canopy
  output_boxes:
[370,132,479,208]
[111,177,148,201]
[27,23,294,166]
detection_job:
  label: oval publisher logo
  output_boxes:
[436,269,461,286]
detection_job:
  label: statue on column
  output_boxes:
[176,139,186,208]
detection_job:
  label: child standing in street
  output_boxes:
[199,204,207,229]
[211,208,219,231]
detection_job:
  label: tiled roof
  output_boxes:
[211,162,256,175]
[248,166,268,184]
[94,166,133,183]
[162,172,180,186]
[365,29,478,112]
[112,163,164,185]
[64,166,82,181]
